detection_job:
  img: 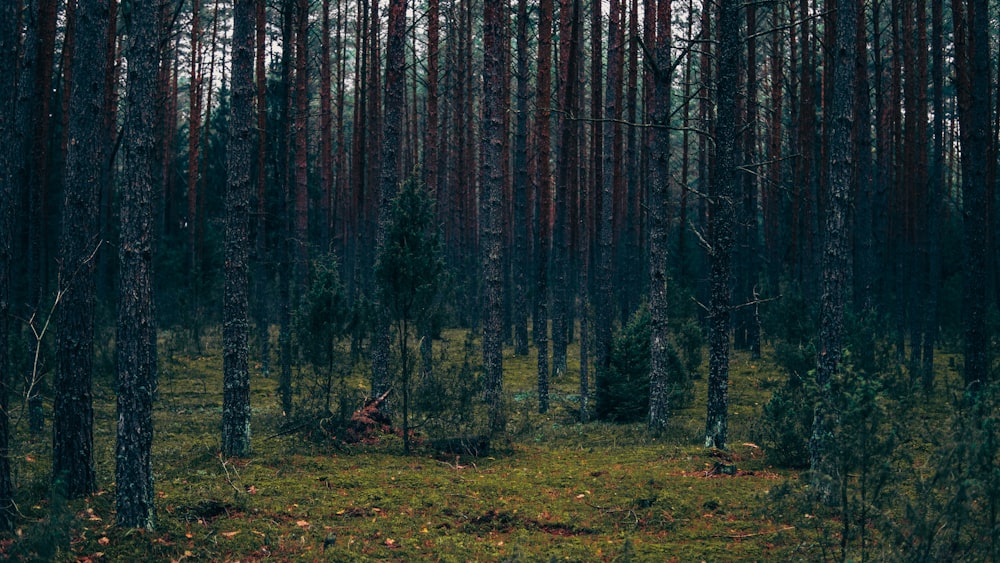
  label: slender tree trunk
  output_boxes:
[117,0,159,529]
[277,0,294,416]
[0,0,21,531]
[222,0,255,459]
[188,0,202,277]
[596,0,623,402]
[810,0,857,503]
[550,0,576,378]
[922,0,944,390]
[253,0,270,379]
[373,0,407,401]
[512,0,530,357]
[534,0,554,413]
[647,0,672,432]
[679,0,694,285]
[319,0,332,252]
[734,2,761,359]
[481,0,506,433]
[951,0,991,390]
[765,1,784,292]
[292,0,309,299]
[53,0,112,500]
[418,0,440,377]
[704,0,739,451]
[853,0,874,313]
[620,0,641,323]
[28,0,57,313]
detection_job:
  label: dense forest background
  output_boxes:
[0,0,999,555]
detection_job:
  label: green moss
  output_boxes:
[9,327,945,561]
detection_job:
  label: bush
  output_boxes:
[411,331,484,440]
[596,304,698,423]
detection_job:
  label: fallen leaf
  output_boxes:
[25,455,35,463]
[98,537,110,546]
[220,531,240,538]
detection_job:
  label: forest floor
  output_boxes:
[1,327,965,561]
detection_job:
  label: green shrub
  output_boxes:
[596,304,698,423]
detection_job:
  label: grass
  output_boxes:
[0,326,971,561]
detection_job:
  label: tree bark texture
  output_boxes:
[704,0,739,451]
[534,0,554,414]
[951,0,991,391]
[596,0,623,398]
[810,0,856,502]
[222,0,255,459]
[647,0,671,432]
[116,0,159,529]
[0,0,20,531]
[292,0,309,299]
[53,0,111,500]
[372,0,407,401]
[253,0,270,380]
[481,0,506,433]
[511,0,530,358]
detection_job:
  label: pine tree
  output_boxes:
[0,0,20,531]
[810,0,857,502]
[116,0,159,529]
[481,0,507,433]
[222,0,255,459]
[704,0,739,451]
[53,0,112,499]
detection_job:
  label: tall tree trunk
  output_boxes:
[853,0,874,313]
[704,0,739,451]
[253,0,270,379]
[679,0,694,285]
[277,0,294,417]
[53,0,111,500]
[117,0,159,529]
[734,2,760,359]
[222,0,255,459]
[511,0,530,357]
[951,0,991,391]
[188,0,202,278]
[373,0,407,401]
[481,0,506,434]
[534,0,554,413]
[292,0,309,299]
[764,1,784,292]
[550,0,576,378]
[28,0,57,315]
[647,0,672,432]
[0,0,21,531]
[419,0,441,376]
[922,0,944,391]
[810,0,857,503]
[620,0,641,323]
[319,0,332,252]
[595,0,623,405]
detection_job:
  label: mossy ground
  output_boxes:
[0,327,964,561]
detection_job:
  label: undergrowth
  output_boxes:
[0,325,980,561]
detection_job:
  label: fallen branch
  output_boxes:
[714,525,796,540]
